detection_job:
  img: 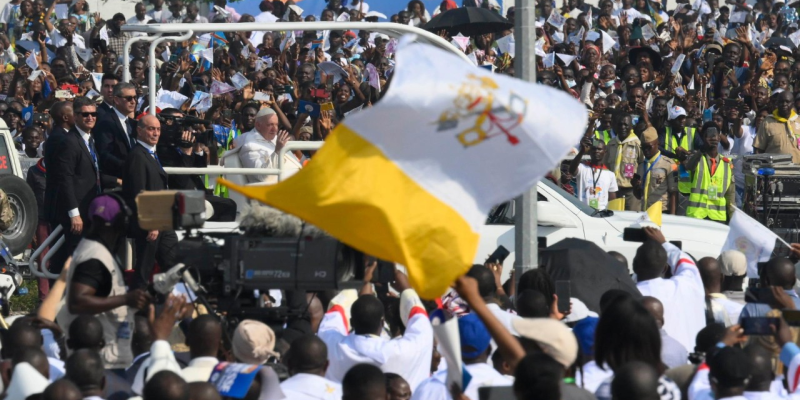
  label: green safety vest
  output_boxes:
[686,155,732,222]
[210,128,241,198]
[668,127,696,194]
[594,130,613,144]
[665,127,696,153]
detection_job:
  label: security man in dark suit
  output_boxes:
[96,73,119,121]
[121,114,178,289]
[94,82,138,182]
[44,96,101,274]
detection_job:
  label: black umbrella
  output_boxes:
[422,7,513,37]
[540,238,641,313]
[764,36,796,50]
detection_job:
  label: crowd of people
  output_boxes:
[2,0,800,399]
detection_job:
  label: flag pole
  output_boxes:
[513,0,537,291]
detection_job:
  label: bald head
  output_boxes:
[4,323,42,359]
[611,361,661,400]
[68,315,105,351]
[343,364,386,400]
[143,370,189,400]
[745,345,774,391]
[763,257,796,289]
[187,314,222,359]
[641,296,664,328]
[42,379,83,400]
[12,347,49,379]
[137,114,161,146]
[698,257,723,294]
[65,349,105,396]
[286,334,329,376]
[188,382,222,400]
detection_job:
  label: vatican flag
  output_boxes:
[219,41,587,299]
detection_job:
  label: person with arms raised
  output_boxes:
[633,227,705,351]
[318,268,432,390]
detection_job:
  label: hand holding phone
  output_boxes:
[555,281,571,314]
[741,317,779,335]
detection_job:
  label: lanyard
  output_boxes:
[643,154,661,205]
[590,164,603,192]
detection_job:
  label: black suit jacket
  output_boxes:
[122,143,168,233]
[94,109,135,179]
[43,128,99,225]
[96,101,114,120]
[157,146,207,190]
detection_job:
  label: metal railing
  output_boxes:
[122,22,471,63]
[146,31,195,115]
[29,225,63,279]
[163,141,324,180]
[123,34,163,83]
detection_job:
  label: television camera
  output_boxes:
[140,191,394,327]
[157,114,215,148]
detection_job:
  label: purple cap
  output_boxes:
[88,195,122,223]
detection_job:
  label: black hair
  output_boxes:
[513,354,562,400]
[350,295,384,335]
[467,264,496,299]
[144,370,189,400]
[65,349,105,392]
[708,346,752,389]
[595,296,663,373]
[343,364,385,400]
[518,269,555,308]
[611,361,661,400]
[632,240,668,281]
[67,314,104,351]
[516,289,551,318]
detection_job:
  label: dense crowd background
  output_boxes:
[2,0,800,399]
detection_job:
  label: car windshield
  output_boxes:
[541,179,600,217]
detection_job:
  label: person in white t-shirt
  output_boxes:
[569,137,618,210]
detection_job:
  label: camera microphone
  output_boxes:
[151,263,190,295]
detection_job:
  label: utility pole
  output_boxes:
[513,0,537,290]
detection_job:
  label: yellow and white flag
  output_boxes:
[219,42,587,299]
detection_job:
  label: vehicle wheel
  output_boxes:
[0,175,37,256]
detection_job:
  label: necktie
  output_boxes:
[149,149,163,169]
[125,118,135,148]
[87,137,100,192]
[710,157,717,176]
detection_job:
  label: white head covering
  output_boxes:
[668,106,687,120]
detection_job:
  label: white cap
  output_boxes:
[667,105,687,120]
[255,107,276,119]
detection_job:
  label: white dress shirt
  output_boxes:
[636,243,705,351]
[280,373,342,400]
[126,15,152,37]
[411,363,512,400]
[146,8,171,23]
[49,28,85,49]
[181,356,219,383]
[132,340,182,394]
[319,289,433,390]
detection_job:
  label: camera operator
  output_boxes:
[156,108,236,221]
[156,108,207,191]
[57,195,151,371]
